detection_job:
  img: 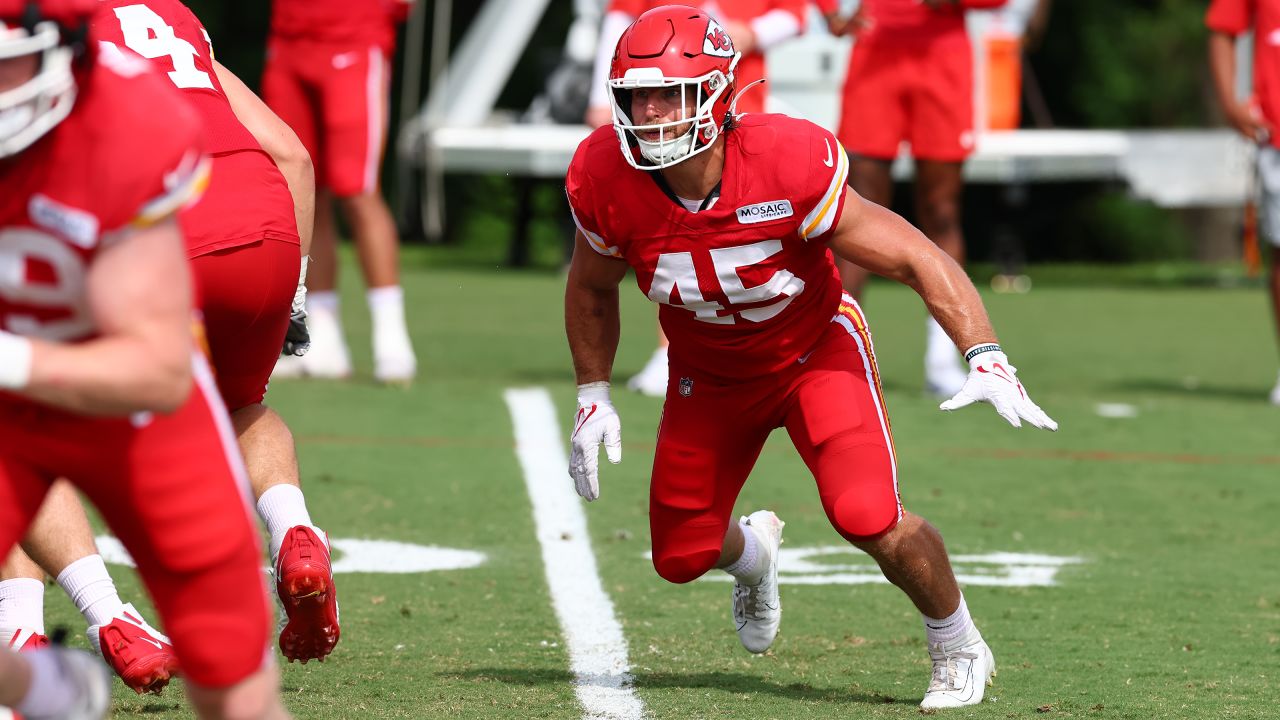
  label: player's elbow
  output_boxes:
[131,338,193,414]
[142,357,193,414]
[275,138,314,187]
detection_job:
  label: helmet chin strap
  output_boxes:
[728,78,766,117]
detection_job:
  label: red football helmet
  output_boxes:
[0,0,95,158]
[607,5,741,170]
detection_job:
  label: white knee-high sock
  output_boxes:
[0,578,46,635]
[922,594,976,647]
[256,484,318,560]
[55,555,124,628]
[723,518,765,585]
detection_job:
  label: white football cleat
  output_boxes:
[373,326,416,385]
[270,353,306,379]
[925,359,969,400]
[1269,371,1280,406]
[626,346,668,397]
[732,510,784,654]
[919,626,996,710]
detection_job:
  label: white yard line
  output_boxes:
[505,388,645,720]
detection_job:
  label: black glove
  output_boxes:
[282,310,310,356]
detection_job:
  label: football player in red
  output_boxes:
[816,0,1007,398]
[0,0,289,718]
[263,0,416,383]
[565,6,1056,709]
[584,0,809,397]
[92,0,341,666]
[1208,0,1280,405]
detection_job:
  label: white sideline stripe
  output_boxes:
[504,388,645,720]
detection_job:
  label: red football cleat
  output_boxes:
[275,525,340,663]
[3,628,49,652]
[86,603,179,695]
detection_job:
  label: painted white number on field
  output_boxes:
[648,239,804,324]
[675,547,1085,587]
[111,4,214,90]
[97,536,487,575]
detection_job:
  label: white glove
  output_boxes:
[568,381,622,501]
[939,344,1058,431]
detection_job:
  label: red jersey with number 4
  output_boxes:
[0,49,206,345]
[269,0,408,50]
[567,114,850,382]
[1208,0,1280,150]
[92,0,259,157]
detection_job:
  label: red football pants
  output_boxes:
[0,360,271,688]
[649,298,903,584]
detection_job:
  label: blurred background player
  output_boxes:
[0,0,290,717]
[584,0,809,397]
[265,0,417,384]
[92,0,341,663]
[818,0,1007,398]
[1207,0,1280,405]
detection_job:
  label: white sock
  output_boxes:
[723,518,764,585]
[308,290,341,318]
[16,648,78,719]
[923,595,976,647]
[368,286,410,341]
[256,484,316,559]
[0,578,46,635]
[925,316,957,368]
[55,555,124,628]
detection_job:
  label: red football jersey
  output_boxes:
[92,0,260,156]
[567,114,850,381]
[0,49,207,345]
[269,0,406,50]
[1208,0,1280,150]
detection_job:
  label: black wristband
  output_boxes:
[964,344,1002,363]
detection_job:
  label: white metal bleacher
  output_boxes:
[406,1,1253,211]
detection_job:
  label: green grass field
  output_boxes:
[52,248,1280,718]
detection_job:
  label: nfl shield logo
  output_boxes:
[678,377,694,397]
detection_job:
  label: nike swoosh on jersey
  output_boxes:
[822,138,834,168]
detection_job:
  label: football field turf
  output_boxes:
[65,250,1279,718]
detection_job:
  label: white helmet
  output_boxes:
[0,1,81,158]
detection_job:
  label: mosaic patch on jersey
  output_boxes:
[29,194,100,249]
[736,200,794,225]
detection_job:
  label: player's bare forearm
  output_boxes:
[215,60,316,255]
[23,335,192,416]
[829,190,997,350]
[565,231,627,385]
[566,284,620,385]
[1207,32,1238,117]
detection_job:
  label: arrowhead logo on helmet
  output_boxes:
[703,20,734,57]
[606,6,742,171]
